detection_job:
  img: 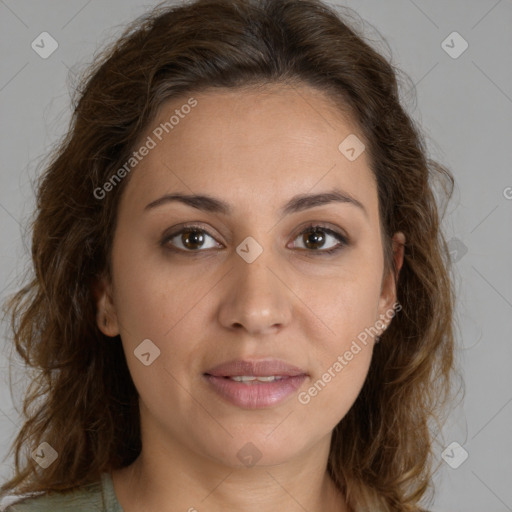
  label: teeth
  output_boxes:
[229,375,283,382]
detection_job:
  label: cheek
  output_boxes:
[292,263,382,425]
[110,244,210,343]
[299,259,383,348]
[109,246,213,397]
[297,335,373,434]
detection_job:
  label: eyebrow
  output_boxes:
[144,188,367,217]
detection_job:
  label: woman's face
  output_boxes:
[95,83,404,468]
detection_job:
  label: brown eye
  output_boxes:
[180,229,206,250]
[162,226,221,252]
[302,228,326,250]
[291,225,348,255]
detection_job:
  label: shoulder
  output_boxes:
[2,479,105,512]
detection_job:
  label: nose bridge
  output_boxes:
[217,234,292,334]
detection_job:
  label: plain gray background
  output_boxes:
[0,1,511,511]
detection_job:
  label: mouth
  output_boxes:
[203,359,308,409]
[221,375,288,382]
[204,358,307,378]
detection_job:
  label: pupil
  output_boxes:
[305,229,324,249]
[183,229,204,249]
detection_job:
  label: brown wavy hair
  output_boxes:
[1,0,458,510]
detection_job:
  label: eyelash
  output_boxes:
[161,222,349,256]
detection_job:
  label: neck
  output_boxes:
[112,437,349,512]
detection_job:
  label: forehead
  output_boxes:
[120,83,378,218]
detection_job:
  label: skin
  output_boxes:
[94,83,405,512]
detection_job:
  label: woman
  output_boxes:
[0,0,456,510]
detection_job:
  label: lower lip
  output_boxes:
[203,374,307,409]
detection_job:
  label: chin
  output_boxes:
[197,429,317,470]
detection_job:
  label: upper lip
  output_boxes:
[204,359,308,377]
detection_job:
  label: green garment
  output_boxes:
[3,473,123,512]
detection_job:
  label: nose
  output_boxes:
[217,245,293,336]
